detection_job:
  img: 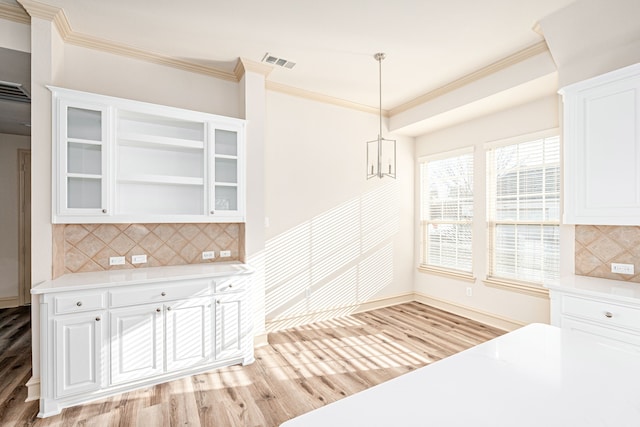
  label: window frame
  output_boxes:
[418,146,475,278]
[484,129,560,289]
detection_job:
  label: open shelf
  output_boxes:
[118,132,204,151]
[117,174,204,186]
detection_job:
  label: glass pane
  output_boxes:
[215,186,237,211]
[426,223,472,272]
[68,142,102,175]
[215,158,237,183]
[68,107,102,141]
[68,177,101,209]
[215,129,237,156]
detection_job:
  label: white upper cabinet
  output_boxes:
[50,87,246,223]
[561,63,640,225]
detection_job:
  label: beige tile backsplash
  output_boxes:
[53,223,243,278]
[575,225,640,282]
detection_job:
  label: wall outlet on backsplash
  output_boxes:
[131,254,147,264]
[611,263,634,275]
[220,250,231,258]
[202,251,215,260]
[109,256,125,266]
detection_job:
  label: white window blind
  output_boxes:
[420,149,474,273]
[486,134,560,284]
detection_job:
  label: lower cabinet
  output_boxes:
[54,311,105,398]
[35,270,253,418]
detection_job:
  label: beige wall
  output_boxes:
[414,95,564,327]
[0,133,30,301]
[264,90,415,330]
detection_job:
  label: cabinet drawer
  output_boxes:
[562,317,640,351]
[109,280,211,308]
[54,292,106,315]
[213,277,247,294]
[563,295,640,331]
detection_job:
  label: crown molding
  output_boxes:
[234,58,274,80]
[266,81,388,116]
[390,40,551,116]
[0,2,30,24]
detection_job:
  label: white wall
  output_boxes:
[264,91,415,330]
[0,133,30,301]
[414,95,565,327]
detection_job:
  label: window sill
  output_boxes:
[418,266,475,282]
[483,277,549,298]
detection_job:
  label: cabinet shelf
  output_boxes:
[118,174,204,186]
[67,173,102,180]
[67,138,103,146]
[214,182,238,187]
[214,154,238,160]
[118,132,204,151]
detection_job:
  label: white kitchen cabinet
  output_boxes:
[110,304,164,385]
[546,275,640,351]
[49,86,246,223]
[54,311,105,398]
[560,62,640,225]
[33,263,254,418]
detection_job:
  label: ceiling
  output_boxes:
[1,0,580,136]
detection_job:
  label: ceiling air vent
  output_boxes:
[0,80,31,103]
[261,53,296,69]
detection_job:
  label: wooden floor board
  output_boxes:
[0,302,504,427]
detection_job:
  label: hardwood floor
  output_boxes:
[0,302,504,427]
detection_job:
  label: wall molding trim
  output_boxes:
[25,376,40,402]
[414,292,526,332]
[235,58,274,80]
[266,81,384,116]
[0,296,19,309]
[390,41,551,116]
[0,2,30,24]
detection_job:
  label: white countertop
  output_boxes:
[545,275,640,303]
[281,323,640,427]
[31,262,254,294]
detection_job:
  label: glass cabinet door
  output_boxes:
[210,126,244,218]
[58,100,110,216]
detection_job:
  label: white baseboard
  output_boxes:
[25,376,40,401]
[253,333,269,348]
[266,293,415,332]
[413,292,525,332]
[0,296,19,309]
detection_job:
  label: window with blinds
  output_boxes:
[419,148,474,273]
[486,133,560,284]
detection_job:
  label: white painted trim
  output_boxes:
[417,145,475,163]
[414,292,526,332]
[253,333,269,348]
[0,2,30,24]
[417,266,476,283]
[266,293,415,332]
[0,296,19,309]
[483,127,560,150]
[25,376,40,402]
[483,277,550,298]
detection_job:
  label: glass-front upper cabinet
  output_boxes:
[55,95,110,221]
[209,124,245,220]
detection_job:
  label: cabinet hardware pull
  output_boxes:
[229,284,233,288]
[76,301,82,306]
[161,292,166,296]
[605,311,613,318]
[210,210,215,214]
[167,307,172,311]
[102,209,107,214]
[216,300,220,304]
[156,308,162,313]
[95,316,101,321]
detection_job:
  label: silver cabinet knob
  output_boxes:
[102,209,107,214]
[156,308,162,313]
[167,306,172,311]
[210,210,215,214]
[161,292,166,296]
[95,316,101,321]
[76,301,82,307]
[605,311,613,318]
[229,284,233,289]
[216,299,220,305]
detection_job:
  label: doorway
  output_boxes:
[18,149,31,306]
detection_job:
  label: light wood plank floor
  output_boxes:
[0,302,504,427]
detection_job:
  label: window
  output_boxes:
[419,148,474,274]
[486,132,560,285]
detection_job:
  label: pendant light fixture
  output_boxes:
[366,52,396,179]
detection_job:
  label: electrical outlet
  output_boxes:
[466,287,473,297]
[131,254,147,264]
[220,250,231,258]
[611,263,634,275]
[202,251,215,260]
[109,256,125,266]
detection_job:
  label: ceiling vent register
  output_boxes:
[0,80,31,103]
[261,53,296,69]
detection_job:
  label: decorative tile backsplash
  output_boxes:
[575,225,640,282]
[53,223,243,277]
